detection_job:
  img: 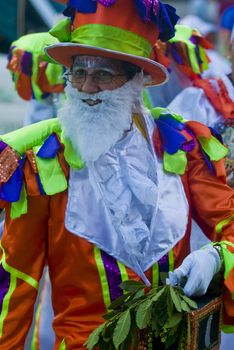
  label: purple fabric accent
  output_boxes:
[98,0,116,6]
[101,250,123,302]
[181,128,196,152]
[155,115,187,154]
[170,44,184,65]
[0,158,25,202]
[190,36,196,45]
[181,139,195,152]
[21,52,33,76]
[158,253,169,272]
[0,141,7,153]
[37,133,60,159]
[0,264,10,314]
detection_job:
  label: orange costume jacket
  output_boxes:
[0,112,233,349]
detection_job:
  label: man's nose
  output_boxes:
[79,76,100,93]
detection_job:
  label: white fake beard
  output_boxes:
[58,73,145,162]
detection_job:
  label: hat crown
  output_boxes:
[72,0,159,52]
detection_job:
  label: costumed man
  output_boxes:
[0,1,234,349]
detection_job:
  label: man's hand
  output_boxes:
[168,246,222,297]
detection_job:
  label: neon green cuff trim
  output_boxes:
[94,246,111,309]
[0,242,39,289]
[0,119,61,155]
[61,132,84,170]
[59,338,66,350]
[34,145,67,195]
[222,325,234,334]
[216,214,234,234]
[10,183,27,219]
[199,135,228,161]
[211,241,234,281]
[163,150,187,175]
[0,274,17,337]
[72,24,151,58]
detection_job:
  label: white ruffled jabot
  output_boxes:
[65,113,189,285]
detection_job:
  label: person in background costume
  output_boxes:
[4,32,67,349]
[146,24,234,187]
[0,1,233,349]
[179,14,232,79]
[7,32,65,125]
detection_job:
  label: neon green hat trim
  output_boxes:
[71,24,152,58]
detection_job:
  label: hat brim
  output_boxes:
[45,43,169,86]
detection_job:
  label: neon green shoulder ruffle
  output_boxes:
[0,118,83,219]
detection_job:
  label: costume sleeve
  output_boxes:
[186,143,234,244]
[186,141,234,326]
[0,195,49,349]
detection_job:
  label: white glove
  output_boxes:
[168,245,222,297]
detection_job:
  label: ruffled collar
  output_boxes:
[65,113,189,284]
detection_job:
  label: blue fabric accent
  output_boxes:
[199,144,215,174]
[63,0,97,19]
[160,114,185,131]
[157,3,179,42]
[134,0,152,22]
[37,133,60,159]
[0,158,25,202]
[41,92,51,100]
[155,115,187,154]
[209,127,224,145]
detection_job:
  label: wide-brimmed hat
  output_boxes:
[45,0,179,86]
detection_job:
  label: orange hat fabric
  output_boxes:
[45,0,179,86]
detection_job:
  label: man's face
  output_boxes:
[67,56,128,104]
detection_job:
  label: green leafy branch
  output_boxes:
[84,280,197,350]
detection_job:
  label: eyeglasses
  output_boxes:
[64,69,126,85]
